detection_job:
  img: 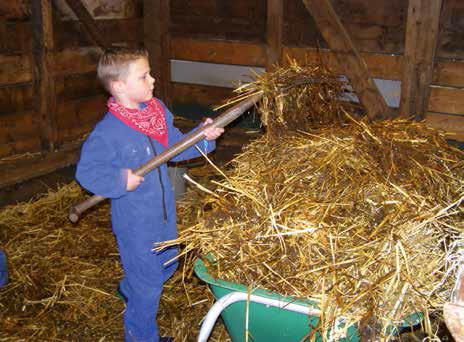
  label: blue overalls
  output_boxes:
[76,101,214,341]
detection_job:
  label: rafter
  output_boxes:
[301,0,394,120]
[63,0,110,49]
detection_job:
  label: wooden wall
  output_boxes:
[1,0,464,187]
[169,0,464,141]
[0,0,142,187]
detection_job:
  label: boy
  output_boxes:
[76,47,223,342]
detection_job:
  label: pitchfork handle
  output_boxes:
[69,93,262,223]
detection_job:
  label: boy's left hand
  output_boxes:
[202,118,224,140]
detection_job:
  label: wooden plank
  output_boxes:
[56,94,107,143]
[425,112,464,141]
[0,85,34,115]
[0,70,102,116]
[433,60,464,88]
[54,18,142,49]
[1,41,463,88]
[53,48,99,76]
[0,141,82,188]
[0,54,32,85]
[429,86,464,115]
[55,72,103,102]
[301,0,394,120]
[0,111,38,144]
[170,37,267,67]
[285,0,407,55]
[436,0,464,60]
[56,94,106,127]
[400,0,442,120]
[0,2,29,19]
[284,47,403,80]
[0,48,98,86]
[0,137,42,159]
[144,0,171,104]
[30,0,58,151]
[170,1,266,41]
[3,19,142,53]
[63,0,110,49]
[171,82,233,108]
[266,0,284,68]
[168,82,464,121]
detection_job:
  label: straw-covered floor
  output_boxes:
[163,62,464,340]
[0,166,229,341]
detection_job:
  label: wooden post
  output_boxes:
[301,0,394,120]
[266,0,284,69]
[30,0,58,151]
[144,0,171,105]
[400,0,442,120]
[63,0,110,50]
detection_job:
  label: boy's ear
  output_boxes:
[111,79,125,94]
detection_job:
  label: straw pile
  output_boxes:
[167,63,464,340]
[226,59,352,134]
[0,173,228,341]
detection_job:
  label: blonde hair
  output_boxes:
[97,47,148,92]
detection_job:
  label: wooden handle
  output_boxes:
[69,93,262,223]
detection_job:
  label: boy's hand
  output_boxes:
[126,169,144,191]
[202,118,224,140]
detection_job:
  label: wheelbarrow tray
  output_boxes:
[194,257,424,341]
[194,258,359,341]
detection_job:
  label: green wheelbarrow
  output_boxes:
[194,258,360,342]
[194,258,423,342]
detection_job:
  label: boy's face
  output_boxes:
[113,57,155,108]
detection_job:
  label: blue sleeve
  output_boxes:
[162,103,216,162]
[76,131,128,199]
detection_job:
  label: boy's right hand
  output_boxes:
[126,169,144,191]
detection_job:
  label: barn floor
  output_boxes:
[0,162,456,341]
[0,124,459,341]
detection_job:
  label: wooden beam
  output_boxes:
[144,0,171,105]
[429,86,464,115]
[63,0,110,49]
[4,39,464,88]
[284,47,404,80]
[400,0,442,120]
[301,0,394,120]
[170,37,267,67]
[171,82,233,108]
[30,0,58,151]
[425,112,464,141]
[266,0,284,68]
[0,141,82,189]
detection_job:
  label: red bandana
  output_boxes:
[107,97,168,147]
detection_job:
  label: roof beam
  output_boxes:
[301,0,394,120]
[63,0,110,49]
[400,0,442,120]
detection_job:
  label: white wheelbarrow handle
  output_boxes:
[197,291,320,342]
